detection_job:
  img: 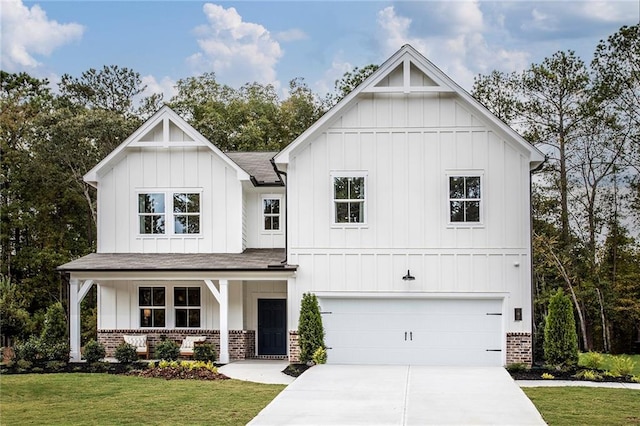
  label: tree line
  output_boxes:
[1,25,638,358]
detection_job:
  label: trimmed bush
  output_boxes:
[543,288,579,368]
[312,347,327,365]
[298,293,325,364]
[83,339,106,363]
[114,342,137,364]
[155,339,179,361]
[194,343,217,362]
[580,351,605,370]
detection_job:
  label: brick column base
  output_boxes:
[288,330,300,363]
[506,332,532,366]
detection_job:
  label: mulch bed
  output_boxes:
[127,366,229,381]
[282,363,311,377]
[509,366,636,383]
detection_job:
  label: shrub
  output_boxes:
[298,293,325,363]
[83,339,106,363]
[194,343,217,362]
[543,288,579,368]
[609,355,636,377]
[155,339,179,360]
[43,342,70,362]
[13,336,42,363]
[506,363,529,373]
[574,369,602,381]
[312,347,327,365]
[16,359,32,370]
[631,375,640,383]
[41,302,67,345]
[45,360,67,372]
[580,351,605,370]
[541,372,554,380]
[114,342,138,364]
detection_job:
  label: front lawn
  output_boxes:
[0,373,284,425]
[524,387,640,425]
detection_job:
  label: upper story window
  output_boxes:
[173,193,200,234]
[333,173,366,225]
[263,197,281,231]
[139,193,165,234]
[139,286,166,327]
[138,190,201,236]
[449,175,481,223]
[174,287,201,328]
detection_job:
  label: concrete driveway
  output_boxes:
[249,365,546,425]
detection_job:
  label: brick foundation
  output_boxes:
[288,330,300,363]
[506,332,532,366]
[98,329,255,361]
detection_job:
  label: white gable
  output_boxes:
[84,106,249,186]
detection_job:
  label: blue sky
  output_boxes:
[2,0,639,100]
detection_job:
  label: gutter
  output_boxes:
[270,158,288,266]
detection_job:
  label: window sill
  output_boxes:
[136,235,204,239]
[446,223,485,229]
[331,224,369,229]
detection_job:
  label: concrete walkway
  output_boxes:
[218,359,295,385]
[249,365,545,425]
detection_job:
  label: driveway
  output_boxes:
[249,365,546,425]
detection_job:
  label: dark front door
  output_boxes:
[258,299,287,355]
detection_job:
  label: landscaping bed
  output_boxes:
[508,365,638,383]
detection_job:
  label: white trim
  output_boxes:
[445,171,485,228]
[261,194,283,234]
[135,188,203,237]
[69,270,296,281]
[314,291,508,299]
[330,171,368,227]
[137,285,167,328]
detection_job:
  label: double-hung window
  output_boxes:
[174,287,201,328]
[139,287,166,327]
[333,173,366,224]
[448,175,482,223]
[263,197,281,231]
[138,191,200,235]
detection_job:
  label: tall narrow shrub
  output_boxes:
[41,302,67,345]
[298,293,325,363]
[543,288,579,368]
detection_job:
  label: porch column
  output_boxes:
[69,278,94,362]
[204,279,229,364]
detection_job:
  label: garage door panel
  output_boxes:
[320,298,504,366]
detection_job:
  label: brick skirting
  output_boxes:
[98,329,255,361]
[288,330,300,363]
[506,332,532,366]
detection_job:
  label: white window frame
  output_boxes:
[331,171,368,227]
[261,195,283,233]
[136,189,203,237]
[174,286,202,329]
[446,171,484,227]
[138,286,167,328]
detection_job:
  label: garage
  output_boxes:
[319,297,504,366]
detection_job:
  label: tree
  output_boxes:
[472,70,519,124]
[298,293,325,363]
[0,275,31,345]
[325,64,379,107]
[40,302,67,345]
[544,288,579,367]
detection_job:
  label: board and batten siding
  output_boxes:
[97,146,243,253]
[245,188,286,249]
[285,93,533,333]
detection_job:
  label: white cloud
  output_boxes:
[141,75,177,101]
[314,54,353,95]
[0,0,84,71]
[188,3,283,88]
[375,5,529,90]
[275,28,308,42]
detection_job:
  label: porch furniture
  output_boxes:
[179,335,207,358]
[123,334,149,359]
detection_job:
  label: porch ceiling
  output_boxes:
[58,248,294,272]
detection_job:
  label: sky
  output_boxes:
[2,0,640,101]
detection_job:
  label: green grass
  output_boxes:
[524,387,640,426]
[578,353,640,375]
[0,373,284,425]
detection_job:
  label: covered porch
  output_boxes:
[58,249,296,363]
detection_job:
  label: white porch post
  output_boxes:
[219,280,229,364]
[69,278,94,362]
[204,279,229,364]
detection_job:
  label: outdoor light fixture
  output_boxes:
[402,270,415,281]
[514,308,522,321]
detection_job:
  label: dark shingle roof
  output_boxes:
[58,249,293,271]
[225,151,281,185]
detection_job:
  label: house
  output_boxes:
[59,45,544,366]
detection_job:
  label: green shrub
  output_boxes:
[543,288,579,368]
[631,375,640,383]
[43,342,70,362]
[83,339,106,363]
[506,363,529,373]
[574,369,602,381]
[16,359,32,370]
[114,342,138,364]
[580,351,605,370]
[45,360,67,372]
[13,336,42,363]
[541,372,555,380]
[41,302,67,345]
[298,293,325,363]
[609,355,636,377]
[155,339,179,360]
[312,347,327,365]
[194,343,217,362]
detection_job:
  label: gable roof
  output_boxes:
[226,151,282,186]
[84,105,250,187]
[274,44,545,170]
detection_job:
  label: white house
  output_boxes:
[60,45,544,366]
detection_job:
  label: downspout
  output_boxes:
[270,158,288,265]
[529,156,547,365]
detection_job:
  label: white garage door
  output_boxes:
[319,298,503,366]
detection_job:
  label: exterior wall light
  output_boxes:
[402,270,415,281]
[514,308,522,321]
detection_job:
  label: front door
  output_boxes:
[258,299,287,355]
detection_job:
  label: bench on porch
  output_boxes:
[179,335,207,358]
[123,335,149,359]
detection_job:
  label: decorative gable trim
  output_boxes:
[84,106,250,187]
[275,44,544,170]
